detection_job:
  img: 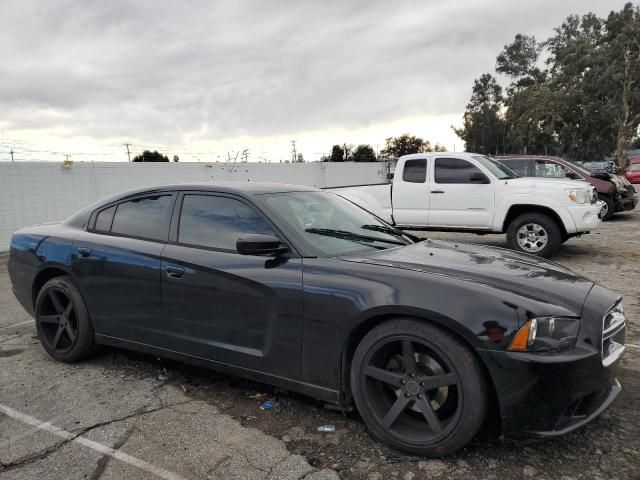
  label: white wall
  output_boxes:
[0,161,388,251]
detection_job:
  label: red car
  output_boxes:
[625,158,640,184]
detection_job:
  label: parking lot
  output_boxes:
[1,211,639,480]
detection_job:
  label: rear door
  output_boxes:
[71,193,175,346]
[428,157,495,228]
[391,158,429,226]
[160,192,304,379]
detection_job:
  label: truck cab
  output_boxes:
[329,152,603,258]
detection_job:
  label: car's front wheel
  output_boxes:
[598,194,615,221]
[35,276,97,363]
[350,319,487,456]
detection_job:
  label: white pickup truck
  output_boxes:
[329,152,603,257]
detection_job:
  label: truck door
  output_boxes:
[391,158,429,226]
[428,157,494,228]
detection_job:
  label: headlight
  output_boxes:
[508,317,580,352]
[565,188,591,204]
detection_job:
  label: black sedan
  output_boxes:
[8,183,626,456]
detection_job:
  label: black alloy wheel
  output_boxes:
[38,287,78,353]
[351,319,486,456]
[35,276,97,362]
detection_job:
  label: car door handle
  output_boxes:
[165,266,185,279]
[431,190,445,194]
[77,247,92,258]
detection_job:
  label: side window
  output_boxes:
[94,206,115,232]
[504,159,534,177]
[402,159,427,183]
[178,195,275,251]
[535,160,568,178]
[434,158,483,184]
[110,195,173,241]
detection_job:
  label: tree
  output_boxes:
[453,73,506,154]
[380,134,432,158]
[434,143,447,152]
[601,3,640,167]
[296,153,305,162]
[132,150,169,162]
[351,144,377,162]
[329,144,344,162]
[496,34,545,88]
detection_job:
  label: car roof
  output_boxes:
[112,181,320,199]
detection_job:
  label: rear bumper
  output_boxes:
[565,203,602,233]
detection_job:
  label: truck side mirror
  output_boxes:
[470,172,490,184]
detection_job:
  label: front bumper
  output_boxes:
[565,203,602,233]
[479,284,624,439]
[613,187,638,212]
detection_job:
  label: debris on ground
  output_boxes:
[317,424,336,433]
[259,398,278,410]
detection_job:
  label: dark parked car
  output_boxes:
[497,155,637,220]
[8,183,626,456]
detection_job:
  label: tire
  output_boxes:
[598,194,615,221]
[34,276,97,363]
[506,212,562,258]
[350,319,487,457]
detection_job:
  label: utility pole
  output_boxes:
[10,149,14,162]
[241,149,249,162]
[64,154,70,163]
[290,140,297,163]
[123,143,131,162]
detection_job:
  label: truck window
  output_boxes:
[503,159,534,177]
[402,159,426,183]
[435,158,483,184]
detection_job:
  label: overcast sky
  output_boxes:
[0,0,622,162]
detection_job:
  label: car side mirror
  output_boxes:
[236,234,288,256]
[470,172,490,184]
[566,171,579,179]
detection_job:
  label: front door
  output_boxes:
[392,158,429,226]
[428,157,495,228]
[161,192,304,379]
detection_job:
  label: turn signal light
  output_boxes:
[508,319,537,351]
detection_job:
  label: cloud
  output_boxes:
[0,0,621,159]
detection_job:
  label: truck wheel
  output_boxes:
[598,194,615,221]
[506,212,561,258]
[350,319,487,456]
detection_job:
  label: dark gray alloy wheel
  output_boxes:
[35,276,97,362]
[350,319,487,456]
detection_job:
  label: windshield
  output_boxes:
[567,160,598,177]
[472,155,518,179]
[260,191,413,256]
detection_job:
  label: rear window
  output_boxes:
[94,206,115,232]
[402,159,427,183]
[110,195,173,241]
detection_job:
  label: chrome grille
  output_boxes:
[602,302,625,367]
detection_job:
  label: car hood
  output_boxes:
[341,239,594,315]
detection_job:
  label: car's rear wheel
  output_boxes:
[35,276,97,363]
[598,194,615,221]
[350,319,487,456]
[506,212,561,258]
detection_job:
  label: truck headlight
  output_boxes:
[508,317,580,352]
[565,188,590,204]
